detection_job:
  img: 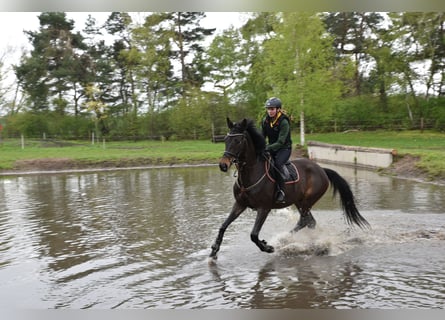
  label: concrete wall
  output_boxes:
[307,141,396,168]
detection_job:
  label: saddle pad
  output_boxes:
[265,160,300,184]
[283,161,300,183]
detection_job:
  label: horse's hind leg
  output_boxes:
[209,201,246,259]
[292,207,316,232]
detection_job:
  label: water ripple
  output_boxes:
[1,168,445,308]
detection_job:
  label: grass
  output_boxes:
[1,130,444,179]
[0,138,225,170]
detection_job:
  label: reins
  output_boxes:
[223,132,269,194]
[235,171,267,193]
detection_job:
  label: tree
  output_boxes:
[395,12,445,99]
[132,14,175,110]
[261,12,342,126]
[323,12,385,96]
[14,12,88,114]
[104,12,139,116]
[131,13,175,136]
[236,12,278,116]
[364,17,403,112]
[85,84,109,136]
[158,12,215,96]
[0,47,26,116]
[82,14,115,115]
[388,12,445,124]
[205,27,245,99]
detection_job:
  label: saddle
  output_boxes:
[265,159,300,184]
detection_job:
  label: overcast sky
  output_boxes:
[0,12,246,64]
[0,11,247,93]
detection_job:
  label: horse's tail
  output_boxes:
[323,168,370,229]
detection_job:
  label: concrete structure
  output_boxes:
[307,141,396,169]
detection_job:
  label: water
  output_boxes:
[0,165,444,309]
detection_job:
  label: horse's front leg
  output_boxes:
[251,208,274,253]
[209,201,246,260]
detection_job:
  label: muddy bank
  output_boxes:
[379,154,445,185]
[1,157,216,176]
[1,152,444,186]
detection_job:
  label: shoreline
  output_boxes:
[1,155,444,186]
[0,162,218,177]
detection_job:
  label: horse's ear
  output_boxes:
[240,118,248,130]
[226,117,234,129]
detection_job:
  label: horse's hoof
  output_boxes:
[291,227,302,233]
[208,256,217,265]
[259,240,274,253]
[265,245,274,253]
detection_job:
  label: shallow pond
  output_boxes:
[0,164,444,308]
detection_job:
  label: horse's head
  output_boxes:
[219,118,249,172]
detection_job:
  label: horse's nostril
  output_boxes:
[219,163,228,172]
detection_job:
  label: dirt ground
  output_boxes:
[13,158,78,171]
[11,157,176,172]
[381,154,424,179]
[378,154,445,185]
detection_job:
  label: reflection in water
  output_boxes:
[209,254,364,308]
[0,165,444,308]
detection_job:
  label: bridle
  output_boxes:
[222,131,268,194]
[223,133,247,165]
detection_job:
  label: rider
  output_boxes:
[261,97,292,204]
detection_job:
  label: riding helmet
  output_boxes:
[265,97,282,108]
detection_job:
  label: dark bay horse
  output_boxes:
[209,118,370,259]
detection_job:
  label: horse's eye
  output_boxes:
[235,136,245,145]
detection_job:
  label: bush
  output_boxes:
[4,112,94,139]
[4,112,49,137]
[4,95,445,140]
[48,114,95,139]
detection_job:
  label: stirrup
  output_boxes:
[276,190,285,203]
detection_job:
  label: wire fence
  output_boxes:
[0,117,443,149]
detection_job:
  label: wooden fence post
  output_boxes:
[300,111,305,146]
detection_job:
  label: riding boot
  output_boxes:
[275,167,286,204]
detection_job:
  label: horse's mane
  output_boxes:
[236,118,266,156]
[229,118,266,156]
[246,119,266,155]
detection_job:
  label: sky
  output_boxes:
[0,12,247,96]
[0,12,246,64]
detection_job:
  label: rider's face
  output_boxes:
[266,107,278,118]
